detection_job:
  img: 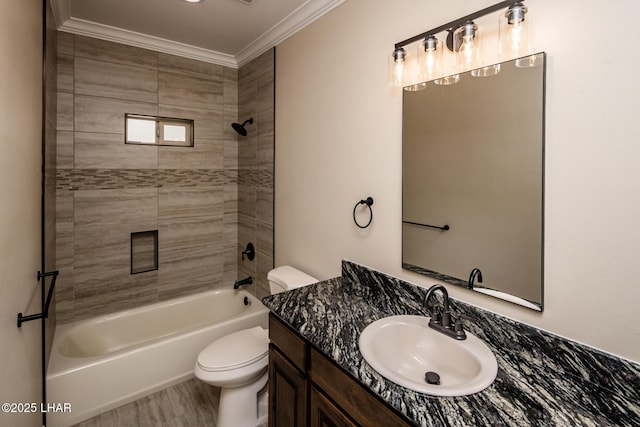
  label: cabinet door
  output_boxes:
[269,346,307,427]
[310,386,357,427]
[310,348,411,426]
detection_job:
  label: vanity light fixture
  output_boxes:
[389,0,533,89]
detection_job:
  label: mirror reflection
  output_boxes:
[402,53,545,311]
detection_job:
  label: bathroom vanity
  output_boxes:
[262,261,640,426]
[269,312,410,426]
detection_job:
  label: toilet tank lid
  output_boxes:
[267,266,318,289]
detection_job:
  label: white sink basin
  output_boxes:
[358,315,497,396]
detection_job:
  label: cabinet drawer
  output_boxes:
[269,313,307,371]
[310,348,411,427]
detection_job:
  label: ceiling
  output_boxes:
[50,0,345,68]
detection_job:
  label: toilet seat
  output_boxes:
[197,326,269,372]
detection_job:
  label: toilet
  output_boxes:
[194,266,318,427]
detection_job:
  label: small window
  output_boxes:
[125,114,194,147]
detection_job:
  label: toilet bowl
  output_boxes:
[194,266,317,427]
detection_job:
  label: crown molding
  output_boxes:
[50,0,345,68]
[235,0,345,67]
[57,17,238,67]
[50,0,70,28]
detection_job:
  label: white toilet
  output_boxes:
[194,266,318,427]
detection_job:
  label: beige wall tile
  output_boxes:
[256,221,273,259]
[238,217,256,252]
[158,138,223,170]
[57,31,73,56]
[57,54,73,93]
[158,104,223,140]
[75,131,158,169]
[159,71,222,110]
[74,188,158,228]
[57,92,73,131]
[56,130,74,168]
[157,258,222,300]
[74,94,157,134]
[238,133,257,166]
[223,213,238,282]
[73,190,159,314]
[74,283,157,322]
[158,217,222,262]
[157,217,224,298]
[158,186,223,220]
[159,53,223,80]
[75,57,158,103]
[256,188,273,224]
[238,185,256,218]
[74,35,158,70]
[256,131,274,167]
[223,183,238,214]
[223,140,239,170]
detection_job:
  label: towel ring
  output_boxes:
[353,197,374,229]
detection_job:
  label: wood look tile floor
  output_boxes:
[74,378,220,427]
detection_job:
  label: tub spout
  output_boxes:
[233,276,253,289]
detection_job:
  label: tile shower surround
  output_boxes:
[55,33,274,323]
[263,261,640,426]
[237,49,275,301]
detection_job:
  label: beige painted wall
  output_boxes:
[0,0,44,425]
[275,0,640,363]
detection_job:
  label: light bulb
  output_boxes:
[453,21,480,72]
[500,3,532,61]
[389,47,407,87]
[505,20,528,54]
[418,35,442,81]
[460,35,475,68]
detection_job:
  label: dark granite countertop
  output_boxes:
[262,261,640,427]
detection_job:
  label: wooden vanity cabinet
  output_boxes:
[268,313,308,427]
[268,313,412,427]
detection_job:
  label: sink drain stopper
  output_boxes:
[425,371,440,385]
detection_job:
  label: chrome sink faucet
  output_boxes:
[423,284,467,340]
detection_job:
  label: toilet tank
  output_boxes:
[267,266,318,294]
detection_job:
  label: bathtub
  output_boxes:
[46,288,269,427]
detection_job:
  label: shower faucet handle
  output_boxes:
[242,243,255,261]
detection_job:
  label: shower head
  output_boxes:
[231,118,254,136]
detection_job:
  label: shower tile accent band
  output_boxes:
[238,169,273,188]
[57,168,239,190]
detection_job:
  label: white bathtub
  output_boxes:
[46,288,269,427]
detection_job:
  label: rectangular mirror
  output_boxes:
[402,53,546,311]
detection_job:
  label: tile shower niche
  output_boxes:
[131,230,158,274]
